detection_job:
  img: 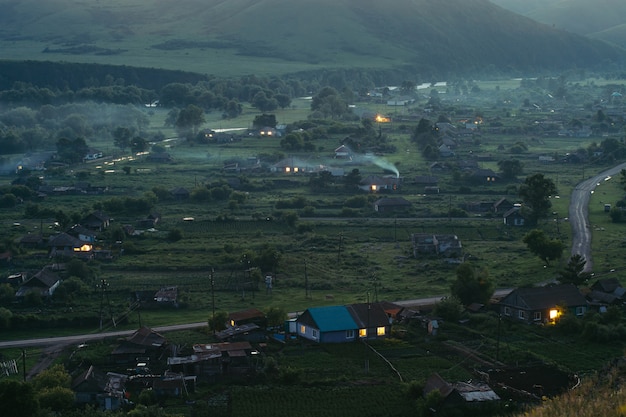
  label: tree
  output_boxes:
[0,307,12,329]
[56,137,89,163]
[37,386,75,413]
[497,159,524,179]
[344,168,362,190]
[518,173,557,224]
[175,104,205,139]
[113,126,132,151]
[252,114,277,129]
[266,306,287,328]
[523,229,564,266]
[433,296,463,322]
[310,87,349,119]
[32,364,71,391]
[0,380,39,417]
[450,263,494,306]
[224,99,243,118]
[130,136,148,153]
[557,254,592,286]
[208,311,228,332]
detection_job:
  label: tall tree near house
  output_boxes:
[523,229,564,266]
[518,173,557,225]
[450,263,494,306]
[557,254,592,286]
[175,104,205,139]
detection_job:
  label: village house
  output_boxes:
[72,366,127,411]
[586,277,626,310]
[373,197,412,213]
[228,308,267,329]
[48,232,93,259]
[168,341,256,378]
[498,284,588,324]
[334,145,352,159]
[468,168,499,183]
[423,373,500,409]
[170,187,190,200]
[110,327,167,364]
[492,197,515,214]
[296,302,391,343]
[359,175,401,192]
[503,204,526,226]
[67,224,98,243]
[15,268,61,299]
[271,157,315,174]
[81,211,111,231]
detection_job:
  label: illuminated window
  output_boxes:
[285,167,291,173]
[377,327,386,336]
[359,328,367,338]
[294,167,299,173]
[371,185,377,191]
[231,320,235,327]
[300,325,306,334]
[549,309,558,320]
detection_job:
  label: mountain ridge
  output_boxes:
[0,0,624,77]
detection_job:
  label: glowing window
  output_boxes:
[285,167,291,173]
[377,327,386,336]
[359,328,367,338]
[300,325,306,334]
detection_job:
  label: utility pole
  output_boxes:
[304,260,309,299]
[496,314,502,362]
[98,278,115,330]
[211,268,216,335]
[337,232,343,263]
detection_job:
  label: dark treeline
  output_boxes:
[0,60,207,91]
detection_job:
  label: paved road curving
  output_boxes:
[569,162,626,272]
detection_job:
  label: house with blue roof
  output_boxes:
[296,303,392,343]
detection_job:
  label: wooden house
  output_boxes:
[498,284,588,324]
[111,327,167,364]
[424,373,500,409]
[15,268,61,298]
[228,308,267,329]
[503,205,526,226]
[72,366,127,411]
[373,197,411,213]
[296,303,392,343]
[81,211,111,231]
[48,232,93,259]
